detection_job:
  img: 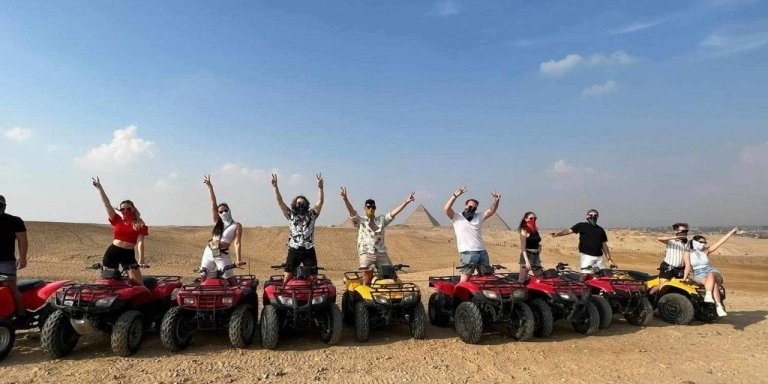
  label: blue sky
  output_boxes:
[1,0,767,228]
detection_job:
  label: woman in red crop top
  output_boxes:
[92,177,148,286]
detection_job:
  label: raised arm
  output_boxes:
[271,174,290,216]
[314,173,325,215]
[708,227,739,254]
[340,187,357,217]
[483,191,501,220]
[204,175,219,224]
[444,186,466,220]
[389,192,415,218]
[656,235,678,244]
[92,177,117,220]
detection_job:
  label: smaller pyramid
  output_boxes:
[404,205,441,227]
[483,214,511,231]
[339,217,357,228]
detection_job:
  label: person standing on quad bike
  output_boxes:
[443,186,500,283]
[517,211,543,283]
[648,222,690,295]
[0,195,29,324]
[272,173,324,283]
[681,227,739,317]
[550,209,616,281]
[340,187,415,286]
[202,175,245,285]
[91,177,148,286]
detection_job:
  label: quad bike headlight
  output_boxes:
[311,295,326,305]
[512,289,527,300]
[221,296,234,305]
[373,295,390,305]
[277,295,295,306]
[481,290,500,301]
[558,292,573,301]
[182,297,196,306]
[402,293,416,304]
[94,296,118,308]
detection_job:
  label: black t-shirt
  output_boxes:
[0,213,26,261]
[525,230,541,249]
[570,222,608,256]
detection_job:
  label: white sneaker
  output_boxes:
[716,304,727,317]
[704,292,715,303]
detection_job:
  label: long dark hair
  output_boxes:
[212,203,230,238]
[291,195,309,211]
[517,211,536,232]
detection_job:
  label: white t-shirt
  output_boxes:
[451,212,486,252]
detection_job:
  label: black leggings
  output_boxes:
[103,244,139,270]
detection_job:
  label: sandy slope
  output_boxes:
[1,222,767,383]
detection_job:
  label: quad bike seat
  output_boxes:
[542,269,559,279]
[142,277,158,290]
[626,271,655,282]
[377,265,396,279]
[16,279,45,293]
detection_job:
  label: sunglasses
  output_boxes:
[365,205,376,209]
[119,207,132,212]
[219,209,229,214]
[527,217,537,220]
[587,214,598,218]
[698,240,708,244]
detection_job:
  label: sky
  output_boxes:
[1,0,767,229]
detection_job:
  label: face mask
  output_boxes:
[122,210,135,221]
[525,218,537,232]
[692,240,706,251]
[366,209,376,219]
[295,201,309,214]
[587,216,598,225]
[219,211,233,225]
[462,206,477,221]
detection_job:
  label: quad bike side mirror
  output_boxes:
[556,262,569,271]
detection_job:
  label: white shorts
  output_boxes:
[359,252,393,270]
[200,246,234,278]
[580,253,605,274]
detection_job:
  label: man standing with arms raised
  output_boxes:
[0,195,28,324]
[444,187,501,283]
[551,209,616,281]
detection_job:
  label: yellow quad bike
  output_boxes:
[623,270,725,325]
[341,264,427,342]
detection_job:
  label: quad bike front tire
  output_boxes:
[572,302,600,336]
[507,302,535,341]
[160,306,193,352]
[341,291,355,326]
[454,302,483,344]
[229,304,257,348]
[354,301,370,342]
[529,298,554,338]
[260,304,280,350]
[590,295,613,329]
[428,292,450,327]
[0,319,15,361]
[41,309,79,358]
[694,304,720,324]
[657,293,694,325]
[112,310,144,357]
[409,302,427,340]
[320,304,343,346]
[624,296,653,326]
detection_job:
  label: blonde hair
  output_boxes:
[119,200,146,231]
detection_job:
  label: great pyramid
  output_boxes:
[483,213,512,231]
[338,217,357,228]
[404,204,441,227]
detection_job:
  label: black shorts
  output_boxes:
[285,247,317,273]
[103,244,139,270]
[658,261,683,280]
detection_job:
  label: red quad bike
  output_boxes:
[561,266,653,328]
[41,264,182,357]
[160,264,258,351]
[260,264,342,349]
[428,264,535,344]
[0,274,72,361]
[501,262,600,338]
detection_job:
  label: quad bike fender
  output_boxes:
[0,287,13,318]
[263,284,278,301]
[453,283,480,302]
[117,286,154,307]
[585,280,614,295]
[353,285,375,301]
[345,279,363,292]
[31,280,73,311]
[658,280,697,296]
[430,280,455,297]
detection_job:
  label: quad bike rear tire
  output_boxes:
[454,302,483,344]
[160,306,193,352]
[624,296,653,326]
[229,304,257,348]
[354,301,370,342]
[428,292,449,327]
[572,302,600,336]
[657,293,694,325]
[507,302,535,341]
[41,309,79,358]
[0,319,15,361]
[260,304,280,350]
[409,302,427,340]
[529,298,553,338]
[590,295,613,329]
[320,304,343,346]
[111,310,144,357]
[341,291,355,326]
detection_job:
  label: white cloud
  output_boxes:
[539,51,636,77]
[74,125,154,171]
[581,80,618,97]
[610,19,667,35]
[154,172,179,190]
[550,160,596,176]
[548,159,598,190]
[2,127,31,142]
[701,30,768,56]
[428,0,460,17]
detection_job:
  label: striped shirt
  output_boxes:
[663,239,688,268]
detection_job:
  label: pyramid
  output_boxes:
[483,213,512,231]
[339,217,357,228]
[404,204,441,227]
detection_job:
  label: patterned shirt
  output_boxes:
[663,239,688,268]
[353,214,394,255]
[286,209,319,249]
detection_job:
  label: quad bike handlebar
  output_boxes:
[270,263,325,271]
[85,262,150,271]
[194,262,246,276]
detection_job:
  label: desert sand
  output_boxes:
[1,222,767,384]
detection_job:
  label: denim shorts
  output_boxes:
[519,249,542,268]
[693,266,721,284]
[0,260,17,277]
[459,250,490,275]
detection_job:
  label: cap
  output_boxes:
[364,199,376,207]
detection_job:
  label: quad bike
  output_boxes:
[624,269,725,325]
[160,264,258,352]
[501,262,600,338]
[260,264,342,349]
[428,264,535,344]
[341,264,426,342]
[0,274,72,361]
[41,263,182,357]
